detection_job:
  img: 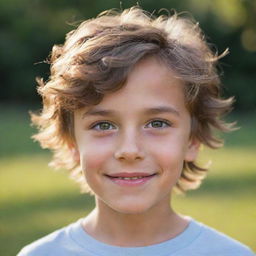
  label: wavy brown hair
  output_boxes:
[32,6,235,194]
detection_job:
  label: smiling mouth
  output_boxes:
[104,173,157,186]
[106,174,156,179]
[111,176,151,180]
[105,172,156,179]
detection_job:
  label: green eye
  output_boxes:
[93,122,115,130]
[99,123,111,130]
[147,120,170,128]
[151,121,164,128]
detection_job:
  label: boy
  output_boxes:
[18,6,254,256]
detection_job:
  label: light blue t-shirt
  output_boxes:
[18,218,255,256]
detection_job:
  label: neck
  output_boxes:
[82,195,189,247]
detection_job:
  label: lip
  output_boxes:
[106,172,155,178]
[104,172,157,187]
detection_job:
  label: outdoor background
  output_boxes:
[0,0,255,255]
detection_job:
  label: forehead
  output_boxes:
[77,56,188,118]
[100,57,185,106]
[126,56,183,91]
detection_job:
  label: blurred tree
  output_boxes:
[0,0,255,111]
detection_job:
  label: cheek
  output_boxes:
[79,138,114,171]
[148,138,187,171]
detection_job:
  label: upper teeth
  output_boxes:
[119,176,144,180]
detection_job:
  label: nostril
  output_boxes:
[114,151,144,161]
[114,133,145,161]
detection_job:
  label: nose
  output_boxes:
[114,130,145,162]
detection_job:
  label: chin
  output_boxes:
[110,200,154,215]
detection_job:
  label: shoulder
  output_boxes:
[17,228,67,256]
[189,220,255,256]
[17,219,85,256]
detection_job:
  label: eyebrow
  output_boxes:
[82,109,116,119]
[144,106,180,116]
[82,106,180,119]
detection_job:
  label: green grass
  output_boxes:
[0,105,255,255]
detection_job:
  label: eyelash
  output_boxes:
[90,119,171,131]
[90,121,116,131]
[146,119,171,129]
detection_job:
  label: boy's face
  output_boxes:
[74,56,199,214]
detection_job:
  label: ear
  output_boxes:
[184,137,201,162]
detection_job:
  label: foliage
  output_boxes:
[0,0,256,111]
